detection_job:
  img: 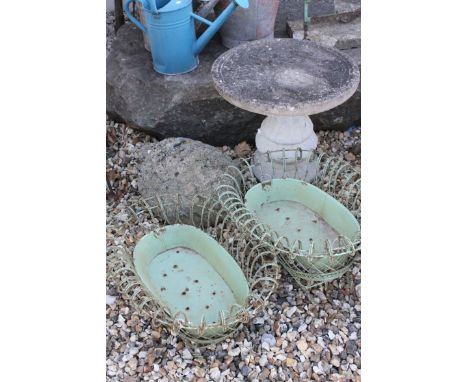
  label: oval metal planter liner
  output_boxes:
[217,150,361,293]
[107,194,280,347]
[134,224,249,338]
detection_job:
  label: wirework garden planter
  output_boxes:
[107,194,279,347]
[217,150,361,293]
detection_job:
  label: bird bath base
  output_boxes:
[253,115,319,180]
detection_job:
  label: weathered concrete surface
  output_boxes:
[137,138,236,222]
[275,0,360,37]
[288,17,361,49]
[212,39,360,116]
[107,24,262,146]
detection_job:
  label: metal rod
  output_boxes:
[114,0,125,32]
[304,0,311,40]
[195,0,222,31]
[197,0,222,19]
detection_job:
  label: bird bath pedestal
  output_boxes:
[212,39,360,180]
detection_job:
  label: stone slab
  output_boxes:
[288,16,361,49]
[275,0,361,36]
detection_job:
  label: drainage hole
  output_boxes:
[181,291,187,296]
[285,217,290,220]
[194,280,199,283]
[176,250,180,253]
[160,287,166,292]
[185,288,189,292]
[163,273,167,277]
[205,305,209,309]
[297,229,301,232]
[276,208,280,212]
[185,307,190,311]
[212,291,216,296]
[173,264,178,269]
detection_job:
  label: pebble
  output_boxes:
[259,355,268,367]
[285,306,297,318]
[258,368,270,379]
[127,357,138,371]
[345,152,356,161]
[209,367,221,380]
[286,358,297,367]
[313,361,325,375]
[261,333,276,348]
[241,365,251,377]
[182,349,193,360]
[296,339,308,356]
[194,367,204,378]
[106,295,117,305]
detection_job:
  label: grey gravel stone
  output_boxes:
[261,333,276,348]
[241,365,251,377]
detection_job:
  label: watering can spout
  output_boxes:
[193,0,249,56]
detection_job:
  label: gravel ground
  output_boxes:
[106,14,361,381]
[106,115,361,382]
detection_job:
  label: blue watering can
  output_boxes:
[124,0,249,75]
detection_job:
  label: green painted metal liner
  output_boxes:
[217,150,361,292]
[107,194,280,347]
[134,225,249,337]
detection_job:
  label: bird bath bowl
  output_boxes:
[212,39,360,181]
[217,151,361,292]
[134,225,249,337]
[107,193,280,347]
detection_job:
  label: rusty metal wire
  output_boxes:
[107,193,280,347]
[216,149,361,292]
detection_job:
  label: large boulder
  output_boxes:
[107,12,361,145]
[107,24,262,147]
[137,138,236,223]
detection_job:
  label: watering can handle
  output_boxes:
[124,0,148,33]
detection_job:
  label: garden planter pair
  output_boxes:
[107,152,361,346]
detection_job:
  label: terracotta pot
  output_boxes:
[134,1,151,52]
[215,0,280,48]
